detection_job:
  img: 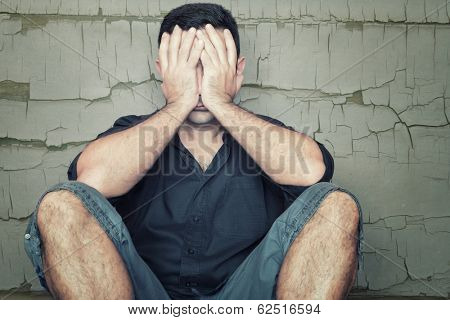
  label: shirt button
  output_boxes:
[188,248,195,255]
[186,282,191,287]
[192,216,200,223]
[24,234,31,240]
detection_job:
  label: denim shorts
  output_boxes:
[24,180,364,299]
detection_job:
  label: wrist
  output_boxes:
[207,100,234,113]
[162,102,191,123]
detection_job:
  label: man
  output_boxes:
[24,3,363,300]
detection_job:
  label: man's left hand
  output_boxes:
[196,24,238,109]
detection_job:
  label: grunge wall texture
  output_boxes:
[0,0,449,298]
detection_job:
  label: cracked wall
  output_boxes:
[0,0,449,298]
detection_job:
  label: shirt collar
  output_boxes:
[171,127,232,153]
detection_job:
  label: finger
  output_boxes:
[180,29,189,48]
[200,49,213,69]
[159,32,169,75]
[168,25,182,67]
[187,38,205,67]
[179,30,187,57]
[197,29,220,66]
[179,27,197,62]
[204,24,228,66]
[223,28,237,68]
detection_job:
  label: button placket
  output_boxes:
[177,141,231,292]
[179,189,206,285]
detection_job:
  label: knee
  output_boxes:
[320,190,360,230]
[37,189,86,234]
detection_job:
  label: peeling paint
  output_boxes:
[0,81,29,101]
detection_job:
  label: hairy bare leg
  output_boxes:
[276,191,360,299]
[37,190,133,299]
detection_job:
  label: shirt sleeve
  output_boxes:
[254,113,334,205]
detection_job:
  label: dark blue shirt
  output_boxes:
[68,109,334,299]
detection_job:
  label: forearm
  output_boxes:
[208,102,325,186]
[77,102,189,198]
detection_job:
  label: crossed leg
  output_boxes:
[276,191,360,299]
[35,185,359,300]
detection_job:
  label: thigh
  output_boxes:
[207,182,364,300]
[24,180,171,300]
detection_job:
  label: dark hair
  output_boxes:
[158,3,240,57]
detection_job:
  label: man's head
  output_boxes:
[155,3,246,125]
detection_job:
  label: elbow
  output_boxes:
[303,160,326,186]
[76,169,112,197]
[274,160,326,187]
[75,148,113,197]
[77,168,132,199]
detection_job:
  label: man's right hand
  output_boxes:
[158,25,204,111]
